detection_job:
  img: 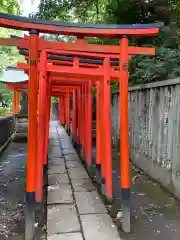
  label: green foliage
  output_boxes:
[52,97,59,103]
[36,0,105,23]
[0,28,24,107]
[0,44,25,73]
[111,82,119,93]
[36,0,180,87]
[37,0,171,24]
[0,0,20,14]
[0,83,12,108]
[0,0,22,107]
[129,24,180,85]
[129,46,180,85]
[0,107,9,116]
[105,0,149,25]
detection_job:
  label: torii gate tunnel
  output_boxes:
[0,12,162,239]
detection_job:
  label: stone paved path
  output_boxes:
[47,121,121,240]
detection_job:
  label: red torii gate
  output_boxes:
[15,47,145,204]
[13,57,113,203]
[0,12,162,238]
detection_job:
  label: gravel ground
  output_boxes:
[91,144,180,240]
[0,141,46,240]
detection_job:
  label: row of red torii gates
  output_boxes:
[0,12,162,239]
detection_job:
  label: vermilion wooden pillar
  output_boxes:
[100,81,106,179]
[13,91,16,114]
[26,30,39,200]
[58,95,63,124]
[66,90,70,134]
[63,95,66,126]
[44,80,51,166]
[77,88,81,145]
[17,92,20,113]
[61,96,65,126]
[72,90,77,143]
[84,83,88,158]
[86,80,92,166]
[103,58,112,201]
[120,36,130,233]
[36,50,47,202]
[64,93,67,127]
[80,85,83,150]
[79,85,82,154]
[81,84,85,158]
[96,81,101,166]
[25,30,39,240]
[13,91,19,114]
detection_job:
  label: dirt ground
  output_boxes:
[91,145,180,240]
[0,141,46,240]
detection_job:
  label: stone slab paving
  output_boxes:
[68,167,89,179]
[63,148,76,155]
[66,161,84,169]
[49,138,60,142]
[48,233,83,240]
[51,142,61,147]
[50,152,63,158]
[81,214,121,240]
[50,146,62,153]
[61,140,73,149]
[49,157,65,165]
[64,154,80,161]
[47,184,73,204]
[74,191,107,214]
[47,121,121,240]
[47,205,80,236]
[50,147,62,156]
[48,173,69,185]
[48,165,66,174]
[71,178,95,192]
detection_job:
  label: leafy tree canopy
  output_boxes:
[0,0,20,14]
[34,0,180,87]
[0,0,23,109]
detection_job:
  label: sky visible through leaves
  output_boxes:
[20,0,39,16]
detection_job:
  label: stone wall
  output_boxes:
[111,78,180,199]
[0,115,15,150]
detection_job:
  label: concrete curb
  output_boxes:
[0,135,13,156]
